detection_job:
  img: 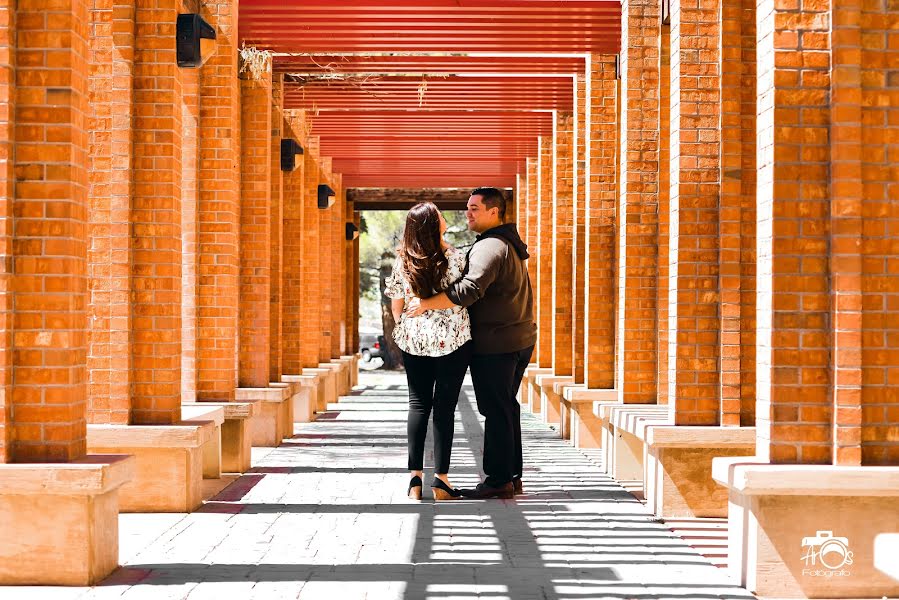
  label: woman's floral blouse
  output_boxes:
[384,246,472,357]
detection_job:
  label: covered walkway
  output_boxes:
[10,372,751,600]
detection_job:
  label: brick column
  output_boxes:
[335,175,347,354]
[9,0,90,460]
[351,210,361,353]
[129,1,185,424]
[667,0,722,425]
[180,48,199,404]
[281,113,305,374]
[238,62,272,388]
[584,54,618,390]
[572,75,586,384]
[197,0,239,401]
[0,2,11,460]
[345,197,356,355]
[301,137,324,368]
[269,75,284,383]
[87,1,134,424]
[657,22,671,405]
[536,136,554,369]
[525,156,539,360]
[318,161,334,362]
[720,0,757,426]
[618,0,661,404]
[756,0,832,463]
[856,0,898,466]
[552,112,574,376]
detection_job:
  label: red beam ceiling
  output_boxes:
[239,1,617,188]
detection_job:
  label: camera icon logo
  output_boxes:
[801,530,854,570]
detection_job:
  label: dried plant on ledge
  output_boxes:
[238,45,273,83]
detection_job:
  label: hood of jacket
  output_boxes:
[477,223,529,260]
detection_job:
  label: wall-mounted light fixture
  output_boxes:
[176,14,217,68]
[280,139,304,172]
[318,184,336,209]
[346,222,359,241]
[661,0,671,25]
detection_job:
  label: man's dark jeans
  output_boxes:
[469,345,534,487]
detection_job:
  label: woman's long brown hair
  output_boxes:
[399,202,448,298]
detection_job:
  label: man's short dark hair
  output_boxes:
[470,187,506,221]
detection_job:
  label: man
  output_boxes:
[407,187,536,499]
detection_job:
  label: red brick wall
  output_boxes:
[536,136,553,368]
[129,0,185,424]
[0,3,12,461]
[755,0,833,464]
[584,54,618,390]
[668,0,722,425]
[618,0,660,404]
[281,114,304,374]
[238,65,272,388]
[87,0,133,425]
[552,112,574,376]
[269,75,284,383]
[10,0,90,460]
[197,0,239,401]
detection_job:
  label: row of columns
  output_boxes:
[517,0,898,596]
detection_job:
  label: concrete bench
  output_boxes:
[533,373,572,428]
[236,384,294,447]
[306,366,336,411]
[594,402,667,481]
[712,457,899,599]
[187,400,260,474]
[640,425,755,518]
[181,402,225,479]
[560,387,616,448]
[282,372,320,423]
[87,420,216,512]
[523,366,552,414]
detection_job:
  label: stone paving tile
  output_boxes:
[3,371,755,600]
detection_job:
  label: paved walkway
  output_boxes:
[10,372,754,600]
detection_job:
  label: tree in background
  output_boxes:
[359,209,475,369]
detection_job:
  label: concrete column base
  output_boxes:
[88,422,214,513]
[282,373,320,423]
[341,354,358,389]
[312,365,339,410]
[556,382,584,439]
[219,401,260,473]
[562,388,616,449]
[319,362,344,402]
[181,403,225,478]
[523,366,552,413]
[237,384,294,447]
[535,374,572,429]
[640,426,755,518]
[351,353,361,387]
[0,455,134,585]
[595,403,667,478]
[712,458,899,599]
[333,356,353,395]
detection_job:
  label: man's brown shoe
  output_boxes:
[459,481,514,499]
[513,477,523,495]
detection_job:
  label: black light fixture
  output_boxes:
[345,222,359,241]
[280,138,304,172]
[318,184,336,209]
[661,0,671,25]
[176,14,217,68]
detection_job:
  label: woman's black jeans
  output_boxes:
[402,341,473,473]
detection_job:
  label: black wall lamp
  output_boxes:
[318,184,336,209]
[346,222,359,241]
[280,139,304,172]
[176,14,217,68]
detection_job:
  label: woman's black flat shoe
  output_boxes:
[431,477,462,501]
[408,475,423,500]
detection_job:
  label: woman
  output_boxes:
[384,202,472,501]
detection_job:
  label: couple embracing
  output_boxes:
[384,187,536,501]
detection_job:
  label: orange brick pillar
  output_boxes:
[128,2,186,424]
[618,0,661,404]
[667,0,722,425]
[6,0,90,460]
[301,137,324,369]
[238,61,272,388]
[269,75,284,383]
[351,210,361,353]
[181,56,200,405]
[720,0,756,426]
[755,0,833,464]
[572,77,586,385]
[552,112,574,377]
[656,22,671,405]
[197,0,239,401]
[87,1,134,425]
[345,197,356,355]
[0,2,10,460]
[317,159,334,363]
[525,155,539,362]
[281,114,305,375]
[584,54,618,390]
[536,136,554,369]
[335,175,347,355]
